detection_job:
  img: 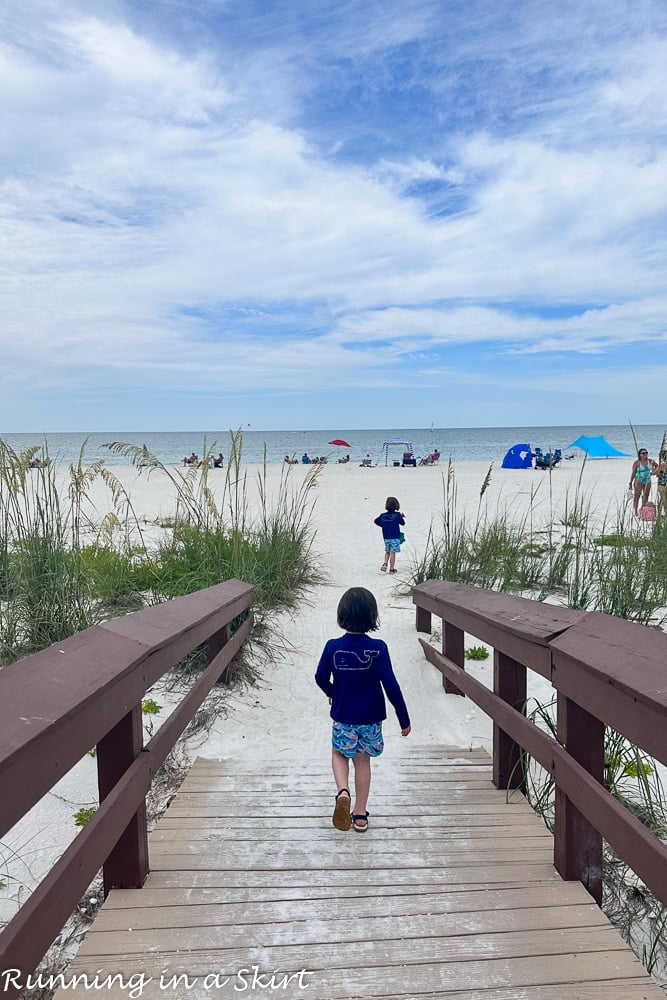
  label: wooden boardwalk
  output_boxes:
[58,747,663,999]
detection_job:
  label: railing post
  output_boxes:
[209,623,232,684]
[443,619,465,696]
[493,651,527,792]
[416,604,431,634]
[554,693,604,904]
[96,705,148,895]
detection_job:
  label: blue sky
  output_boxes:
[1,0,667,431]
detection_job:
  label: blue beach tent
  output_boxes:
[564,434,631,458]
[501,443,533,469]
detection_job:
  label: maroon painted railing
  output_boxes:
[0,579,253,994]
[413,580,667,908]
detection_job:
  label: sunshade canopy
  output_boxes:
[564,434,631,458]
[381,438,414,465]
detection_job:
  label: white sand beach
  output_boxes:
[0,455,652,926]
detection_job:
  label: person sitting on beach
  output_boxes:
[183,452,198,466]
[302,453,311,464]
[429,449,440,463]
[361,454,372,467]
[629,448,658,515]
[337,454,350,464]
[212,453,224,468]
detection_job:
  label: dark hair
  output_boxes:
[337,587,379,632]
[385,496,400,511]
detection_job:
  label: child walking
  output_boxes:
[315,587,411,832]
[374,496,405,574]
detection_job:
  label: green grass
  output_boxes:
[408,461,667,627]
[465,645,489,660]
[0,432,323,667]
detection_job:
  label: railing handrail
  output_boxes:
[413,579,667,909]
[0,578,254,994]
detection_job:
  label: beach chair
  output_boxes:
[402,452,416,467]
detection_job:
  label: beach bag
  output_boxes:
[399,532,405,544]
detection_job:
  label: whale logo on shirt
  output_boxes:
[333,649,380,670]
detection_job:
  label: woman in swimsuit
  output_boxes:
[656,448,667,509]
[629,448,657,515]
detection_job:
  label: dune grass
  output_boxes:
[409,459,667,626]
[0,432,323,667]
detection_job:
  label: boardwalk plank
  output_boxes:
[91,899,607,936]
[101,881,593,911]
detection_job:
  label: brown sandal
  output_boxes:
[332,788,352,831]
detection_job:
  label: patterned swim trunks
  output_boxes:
[384,538,401,553]
[332,721,384,758]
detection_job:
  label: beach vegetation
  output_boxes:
[409,461,667,628]
[72,807,96,829]
[464,645,489,660]
[0,432,323,668]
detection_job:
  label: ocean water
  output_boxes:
[1,425,664,467]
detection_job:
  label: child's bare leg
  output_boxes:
[352,752,371,815]
[388,551,396,571]
[332,749,350,791]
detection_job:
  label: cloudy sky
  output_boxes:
[2,0,667,432]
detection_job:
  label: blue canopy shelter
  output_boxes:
[564,434,631,458]
[501,443,533,469]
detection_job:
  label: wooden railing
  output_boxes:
[0,579,254,992]
[413,580,667,908]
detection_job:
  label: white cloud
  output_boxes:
[1,0,667,428]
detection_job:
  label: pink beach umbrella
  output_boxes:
[328,439,352,448]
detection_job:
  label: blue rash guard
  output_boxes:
[374,510,405,539]
[315,632,410,730]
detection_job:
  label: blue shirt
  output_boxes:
[374,510,405,539]
[315,632,410,729]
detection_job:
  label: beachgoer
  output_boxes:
[629,448,657,515]
[374,496,405,574]
[315,587,411,833]
[302,453,310,464]
[430,449,441,463]
[657,448,667,509]
[183,452,198,466]
[212,453,224,468]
